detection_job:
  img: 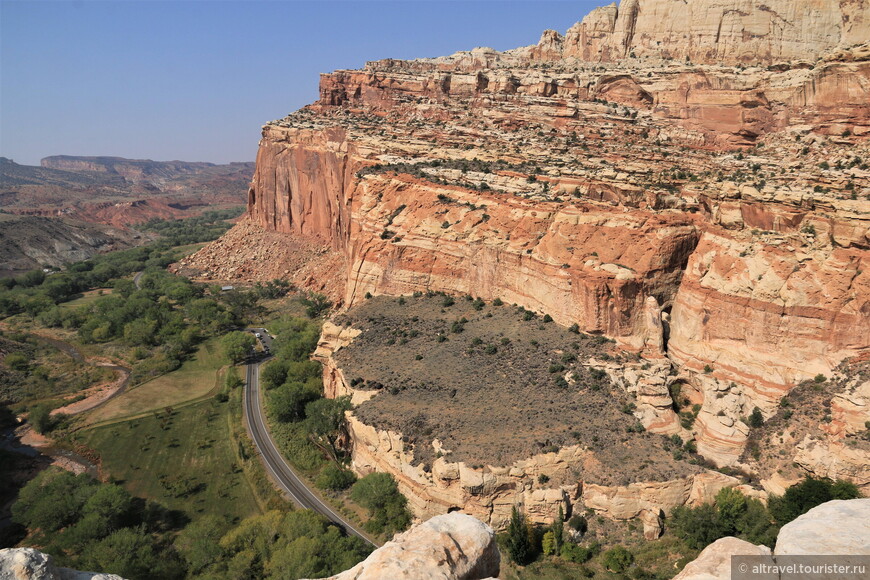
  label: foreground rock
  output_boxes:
[672,537,773,580]
[774,498,870,556]
[0,548,124,580]
[310,513,499,580]
[674,498,870,579]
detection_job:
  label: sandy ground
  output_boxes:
[50,364,128,416]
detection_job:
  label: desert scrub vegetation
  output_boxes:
[331,295,696,485]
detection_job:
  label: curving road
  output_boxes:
[243,349,376,546]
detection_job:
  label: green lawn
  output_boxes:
[76,390,262,524]
[58,288,114,310]
[86,337,224,425]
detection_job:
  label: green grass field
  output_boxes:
[76,389,263,524]
[168,242,207,259]
[86,337,224,425]
[58,288,114,310]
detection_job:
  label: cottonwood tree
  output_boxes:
[221,331,256,364]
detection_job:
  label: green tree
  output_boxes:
[670,503,727,550]
[542,531,557,556]
[351,473,411,536]
[768,476,860,525]
[123,318,157,346]
[12,468,96,533]
[748,407,764,428]
[300,292,332,318]
[28,405,53,434]
[304,397,351,460]
[270,382,319,423]
[506,506,534,565]
[175,515,229,575]
[81,526,180,580]
[602,545,634,572]
[716,486,748,532]
[221,331,256,364]
[315,463,357,491]
[550,505,564,554]
[261,360,289,390]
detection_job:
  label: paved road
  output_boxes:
[242,331,376,546]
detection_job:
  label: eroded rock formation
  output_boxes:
[231,0,870,529]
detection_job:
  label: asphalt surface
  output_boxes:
[242,328,376,546]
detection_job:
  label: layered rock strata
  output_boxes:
[239,0,870,512]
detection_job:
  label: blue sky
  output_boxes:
[1,1,601,165]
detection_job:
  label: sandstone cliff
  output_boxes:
[236,0,870,524]
[558,0,870,65]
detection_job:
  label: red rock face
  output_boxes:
[343,174,699,351]
[241,1,870,474]
[248,126,359,245]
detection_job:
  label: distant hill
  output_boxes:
[0,155,252,277]
[0,156,253,225]
[0,214,146,278]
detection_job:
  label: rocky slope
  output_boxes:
[0,215,145,278]
[230,0,870,531]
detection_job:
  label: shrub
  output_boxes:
[602,545,634,572]
[748,407,764,428]
[560,542,596,563]
[768,476,860,526]
[4,352,29,372]
[315,463,357,491]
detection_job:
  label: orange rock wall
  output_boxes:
[669,231,870,397]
